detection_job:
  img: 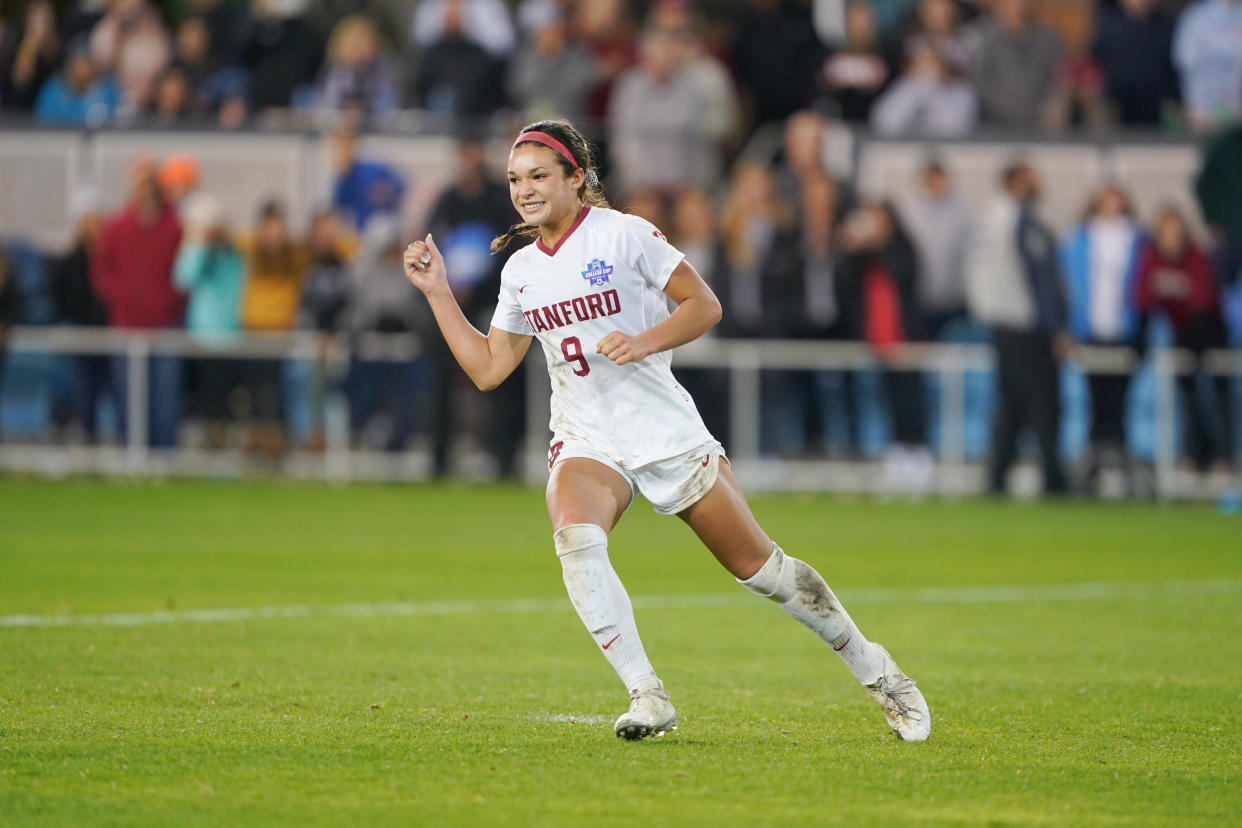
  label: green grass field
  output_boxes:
[2,479,1240,827]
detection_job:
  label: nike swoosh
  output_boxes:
[832,636,851,652]
[700,456,710,467]
[601,634,621,650]
[518,285,530,294]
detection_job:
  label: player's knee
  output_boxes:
[553,524,613,632]
[738,544,797,602]
[553,523,608,557]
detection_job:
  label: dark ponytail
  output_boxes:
[490,119,610,253]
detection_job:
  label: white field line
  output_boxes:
[2,579,1240,630]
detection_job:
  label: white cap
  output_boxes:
[181,191,224,235]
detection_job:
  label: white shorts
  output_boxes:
[548,437,727,516]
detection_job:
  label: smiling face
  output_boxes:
[507,143,584,229]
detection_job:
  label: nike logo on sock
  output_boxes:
[601,634,621,650]
[832,636,851,652]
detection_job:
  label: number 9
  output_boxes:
[561,335,590,377]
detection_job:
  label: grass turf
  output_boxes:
[1,478,1240,826]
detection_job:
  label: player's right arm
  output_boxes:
[403,234,530,391]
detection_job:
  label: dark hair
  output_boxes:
[1081,181,1135,222]
[490,119,610,253]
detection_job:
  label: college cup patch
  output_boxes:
[582,258,614,286]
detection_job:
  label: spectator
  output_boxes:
[652,4,740,154]
[343,215,424,453]
[33,39,120,126]
[330,128,406,232]
[608,26,729,199]
[145,64,192,123]
[316,14,399,119]
[48,188,111,442]
[0,0,62,112]
[819,1,894,123]
[668,186,730,443]
[88,0,171,117]
[170,15,249,126]
[185,0,247,65]
[901,0,976,77]
[293,206,355,449]
[715,162,802,340]
[1061,183,1145,494]
[1195,123,1242,293]
[970,0,1065,129]
[91,158,185,448]
[174,191,244,338]
[1172,0,1242,132]
[815,0,919,45]
[507,0,599,124]
[157,153,201,211]
[300,207,356,336]
[573,0,637,121]
[424,134,524,477]
[671,187,720,285]
[174,191,245,440]
[838,199,933,487]
[967,161,1070,496]
[1090,0,1179,127]
[237,199,308,457]
[715,161,809,455]
[413,0,506,116]
[240,0,326,112]
[410,0,517,59]
[0,247,21,429]
[870,40,977,137]
[897,159,971,338]
[728,0,825,132]
[1135,205,1234,473]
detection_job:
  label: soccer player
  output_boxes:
[403,119,930,741]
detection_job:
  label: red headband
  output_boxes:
[512,131,580,170]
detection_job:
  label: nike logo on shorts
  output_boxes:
[700,455,710,467]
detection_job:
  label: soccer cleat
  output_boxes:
[865,645,931,741]
[614,681,678,740]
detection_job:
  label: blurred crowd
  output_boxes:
[1,0,1240,138]
[1,0,1241,494]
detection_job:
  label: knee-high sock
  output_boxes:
[554,523,658,694]
[738,545,884,685]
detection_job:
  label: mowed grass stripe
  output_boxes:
[4,578,1240,628]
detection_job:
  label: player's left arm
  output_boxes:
[596,260,722,366]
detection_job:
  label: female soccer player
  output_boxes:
[403,119,930,741]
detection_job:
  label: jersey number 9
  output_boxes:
[561,336,590,377]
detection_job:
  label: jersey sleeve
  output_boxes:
[622,214,685,291]
[490,259,534,335]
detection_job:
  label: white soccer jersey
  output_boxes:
[490,206,714,467]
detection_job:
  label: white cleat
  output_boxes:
[614,681,678,740]
[865,645,931,741]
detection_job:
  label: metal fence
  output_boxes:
[3,326,1239,499]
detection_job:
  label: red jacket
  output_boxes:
[90,203,184,328]
[1133,241,1217,336]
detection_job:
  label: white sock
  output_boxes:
[739,545,884,685]
[554,524,658,694]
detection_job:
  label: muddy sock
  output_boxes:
[738,545,884,685]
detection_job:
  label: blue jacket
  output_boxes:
[33,75,120,126]
[1060,223,1144,343]
[173,241,245,335]
[332,161,406,231]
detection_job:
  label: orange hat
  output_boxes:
[158,154,200,194]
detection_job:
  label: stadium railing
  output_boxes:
[3,325,1238,499]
